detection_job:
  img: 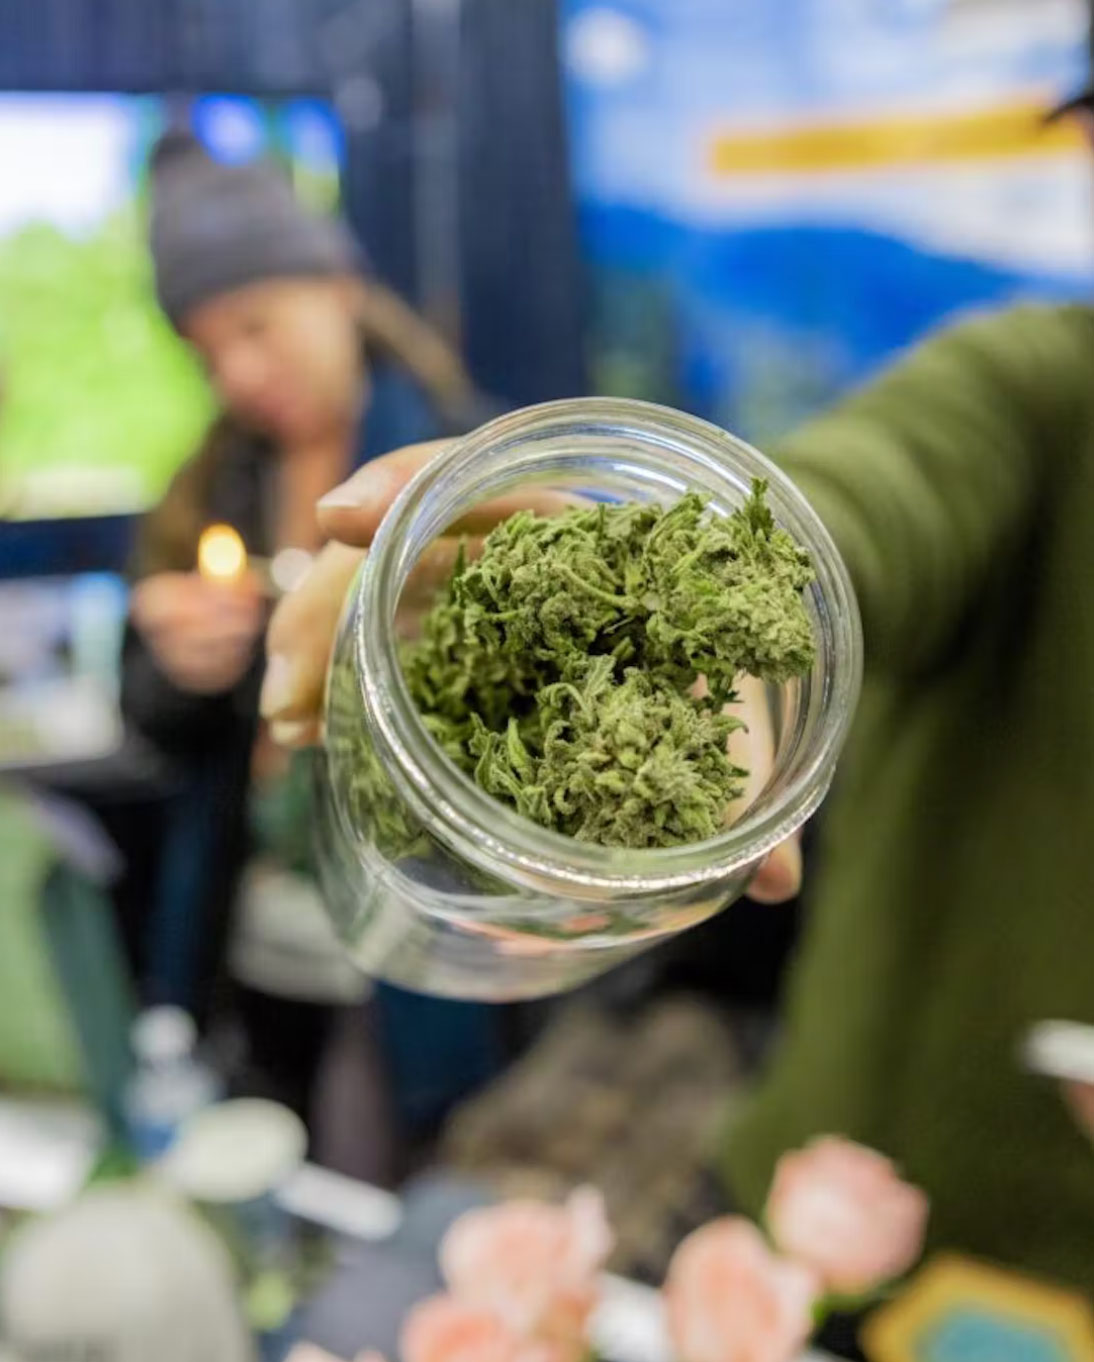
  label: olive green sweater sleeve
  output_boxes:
[773,305,1094,672]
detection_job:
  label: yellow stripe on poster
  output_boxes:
[709,99,1087,176]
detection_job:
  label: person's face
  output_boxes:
[183,277,365,444]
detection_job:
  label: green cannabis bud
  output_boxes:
[401,480,816,849]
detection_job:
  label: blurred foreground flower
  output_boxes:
[765,1136,928,1297]
[293,1144,926,1362]
[439,1186,612,1353]
[665,1217,817,1362]
[402,1295,573,1362]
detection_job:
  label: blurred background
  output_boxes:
[1,1,1092,1359]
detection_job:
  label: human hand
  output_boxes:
[261,441,802,902]
[131,570,264,695]
[1022,1021,1094,1142]
[1064,1081,1094,1140]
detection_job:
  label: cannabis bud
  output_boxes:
[400,480,816,850]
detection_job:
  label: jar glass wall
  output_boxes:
[316,398,861,1000]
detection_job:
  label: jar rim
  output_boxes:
[355,397,862,896]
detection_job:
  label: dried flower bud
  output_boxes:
[399,480,816,850]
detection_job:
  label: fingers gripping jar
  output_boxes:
[317,399,861,1000]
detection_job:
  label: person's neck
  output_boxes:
[276,421,356,552]
[282,423,353,470]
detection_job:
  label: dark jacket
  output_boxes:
[725,304,1094,1288]
[122,419,271,757]
[120,366,454,1012]
[122,363,457,750]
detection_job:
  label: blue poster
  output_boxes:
[561,0,1094,444]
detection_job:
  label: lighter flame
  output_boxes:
[198,523,248,582]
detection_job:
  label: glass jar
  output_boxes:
[316,398,861,1000]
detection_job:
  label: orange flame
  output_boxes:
[197,523,247,582]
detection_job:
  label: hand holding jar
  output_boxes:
[260,402,860,999]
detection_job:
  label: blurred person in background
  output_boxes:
[128,128,475,726]
[256,91,1094,1291]
[122,130,482,1157]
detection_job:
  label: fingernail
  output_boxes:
[318,465,394,512]
[259,654,294,719]
[317,485,363,510]
[270,718,315,747]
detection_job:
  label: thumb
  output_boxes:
[316,441,451,547]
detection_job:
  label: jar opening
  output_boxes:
[355,398,861,896]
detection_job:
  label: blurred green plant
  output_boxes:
[0,205,213,517]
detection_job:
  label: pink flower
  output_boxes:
[766,1136,928,1296]
[400,1296,566,1362]
[665,1218,818,1362]
[439,1187,612,1349]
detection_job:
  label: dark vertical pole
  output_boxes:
[457,0,585,405]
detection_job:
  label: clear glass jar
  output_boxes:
[316,398,861,1000]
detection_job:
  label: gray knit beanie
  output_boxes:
[148,129,364,327]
